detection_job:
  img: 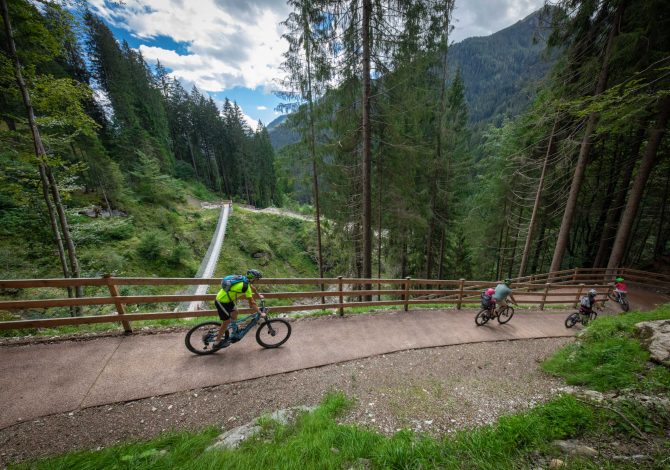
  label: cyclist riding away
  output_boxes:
[213,269,265,349]
[613,276,628,301]
[580,288,599,315]
[492,279,517,311]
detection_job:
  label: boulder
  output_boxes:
[206,405,315,451]
[552,440,598,457]
[635,320,670,367]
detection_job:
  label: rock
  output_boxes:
[207,406,315,451]
[549,458,564,468]
[635,320,670,366]
[552,440,598,457]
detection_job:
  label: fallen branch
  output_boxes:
[574,397,648,441]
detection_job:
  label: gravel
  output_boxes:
[0,337,570,467]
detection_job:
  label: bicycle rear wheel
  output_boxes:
[497,306,514,324]
[565,312,579,328]
[475,309,490,326]
[256,319,291,348]
[620,298,630,312]
[185,321,225,355]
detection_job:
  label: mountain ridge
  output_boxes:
[268,9,552,149]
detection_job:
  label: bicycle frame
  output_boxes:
[229,300,268,340]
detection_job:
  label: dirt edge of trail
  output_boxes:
[0,337,571,467]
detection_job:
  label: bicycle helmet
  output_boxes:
[503,278,511,286]
[247,269,263,281]
[615,277,624,282]
[588,288,597,296]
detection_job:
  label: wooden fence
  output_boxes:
[0,268,667,333]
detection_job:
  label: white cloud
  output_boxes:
[256,105,267,110]
[451,0,544,43]
[89,0,544,94]
[89,0,290,92]
[241,111,259,130]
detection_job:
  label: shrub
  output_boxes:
[136,232,165,260]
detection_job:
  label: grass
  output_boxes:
[12,390,670,469]
[542,304,670,393]
[10,305,670,468]
[0,202,338,337]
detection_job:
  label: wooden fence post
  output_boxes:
[404,277,411,312]
[540,282,550,310]
[457,278,465,310]
[338,276,344,316]
[104,274,132,333]
[573,267,579,282]
[573,283,584,309]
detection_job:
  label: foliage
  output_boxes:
[542,305,670,393]
[16,389,670,469]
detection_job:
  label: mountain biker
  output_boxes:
[580,288,599,315]
[613,276,628,301]
[213,269,266,349]
[492,279,517,311]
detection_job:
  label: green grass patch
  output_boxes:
[542,305,670,393]
[17,391,669,469]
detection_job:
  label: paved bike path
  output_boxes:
[0,309,579,429]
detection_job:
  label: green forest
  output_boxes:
[1,0,669,286]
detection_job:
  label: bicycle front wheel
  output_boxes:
[185,321,224,355]
[475,309,490,326]
[256,319,291,348]
[497,306,514,324]
[565,312,579,328]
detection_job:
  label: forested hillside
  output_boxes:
[275,0,670,281]
[0,1,280,281]
[1,0,669,288]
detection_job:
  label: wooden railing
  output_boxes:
[0,268,667,333]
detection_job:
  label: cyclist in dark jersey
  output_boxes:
[214,269,265,348]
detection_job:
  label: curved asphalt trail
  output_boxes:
[0,288,667,430]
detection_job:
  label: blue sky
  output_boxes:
[89,0,543,128]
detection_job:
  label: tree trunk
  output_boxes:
[531,218,546,274]
[437,228,446,280]
[303,18,325,303]
[361,0,372,289]
[507,207,523,279]
[518,116,557,277]
[654,170,670,257]
[607,96,670,268]
[550,1,625,273]
[592,132,640,267]
[45,165,83,304]
[2,0,81,309]
[376,133,384,300]
[495,198,508,280]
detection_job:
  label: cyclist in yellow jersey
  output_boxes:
[214,269,265,348]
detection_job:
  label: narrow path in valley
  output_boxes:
[177,202,231,312]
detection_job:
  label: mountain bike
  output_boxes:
[607,288,630,312]
[475,302,515,326]
[564,306,598,328]
[185,300,291,355]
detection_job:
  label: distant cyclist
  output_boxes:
[613,276,628,302]
[213,269,265,349]
[492,279,517,311]
[580,288,599,315]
